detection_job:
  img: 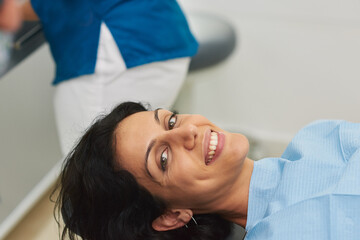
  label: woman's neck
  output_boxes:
[214,158,254,228]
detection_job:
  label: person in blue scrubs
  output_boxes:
[55,102,360,240]
[21,0,198,155]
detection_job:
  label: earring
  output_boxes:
[185,216,198,228]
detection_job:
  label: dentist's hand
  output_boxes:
[0,0,22,32]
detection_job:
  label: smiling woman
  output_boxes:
[114,107,251,229]
[55,101,360,240]
[56,102,243,240]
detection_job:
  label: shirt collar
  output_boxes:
[246,157,286,231]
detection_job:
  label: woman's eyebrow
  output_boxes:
[145,139,156,178]
[154,108,161,124]
[144,109,163,179]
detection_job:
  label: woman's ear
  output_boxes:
[152,209,193,231]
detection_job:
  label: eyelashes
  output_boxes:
[160,148,168,171]
[160,112,177,171]
[159,112,178,172]
[168,113,177,130]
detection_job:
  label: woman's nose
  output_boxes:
[169,124,198,150]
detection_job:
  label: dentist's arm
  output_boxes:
[21,0,39,21]
[0,0,22,31]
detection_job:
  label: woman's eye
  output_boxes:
[168,113,177,130]
[160,149,168,171]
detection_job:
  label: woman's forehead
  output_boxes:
[114,110,160,158]
[113,110,163,181]
[118,109,172,130]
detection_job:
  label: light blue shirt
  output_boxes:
[246,120,360,239]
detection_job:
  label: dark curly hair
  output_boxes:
[54,102,233,240]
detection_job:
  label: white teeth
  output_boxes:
[209,145,216,151]
[208,150,215,155]
[206,131,219,163]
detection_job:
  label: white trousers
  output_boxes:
[54,23,190,155]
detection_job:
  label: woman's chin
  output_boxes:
[223,132,249,167]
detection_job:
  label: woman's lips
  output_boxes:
[204,130,225,165]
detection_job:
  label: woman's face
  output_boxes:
[114,109,249,212]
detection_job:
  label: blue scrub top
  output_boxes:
[30,0,198,85]
[246,120,360,239]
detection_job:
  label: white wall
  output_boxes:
[0,44,62,238]
[175,0,360,151]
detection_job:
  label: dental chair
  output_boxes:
[188,12,237,72]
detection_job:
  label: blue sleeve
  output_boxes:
[30,0,49,24]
